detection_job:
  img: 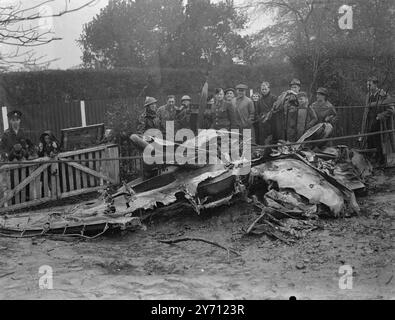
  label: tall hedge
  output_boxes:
[0,64,294,107]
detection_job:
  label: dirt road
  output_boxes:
[1,169,394,300]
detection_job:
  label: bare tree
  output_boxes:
[0,0,98,71]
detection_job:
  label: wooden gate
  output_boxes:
[0,144,120,213]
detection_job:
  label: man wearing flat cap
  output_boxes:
[0,110,35,161]
[270,79,302,142]
[224,88,235,103]
[234,84,255,142]
[305,87,337,148]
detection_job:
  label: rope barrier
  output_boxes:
[0,129,394,166]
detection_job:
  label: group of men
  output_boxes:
[1,76,394,166]
[136,79,338,147]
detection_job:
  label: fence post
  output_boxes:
[80,100,87,127]
[51,158,60,200]
[1,106,8,131]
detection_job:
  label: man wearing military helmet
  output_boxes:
[135,96,160,135]
[174,95,192,131]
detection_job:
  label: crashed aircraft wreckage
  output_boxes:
[0,130,370,239]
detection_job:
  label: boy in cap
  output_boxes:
[38,131,60,158]
[0,110,35,161]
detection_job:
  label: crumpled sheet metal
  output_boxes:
[264,189,318,218]
[251,158,345,215]
[127,166,229,212]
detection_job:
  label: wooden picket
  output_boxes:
[0,144,120,213]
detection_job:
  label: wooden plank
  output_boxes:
[0,157,50,171]
[43,165,49,198]
[0,163,50,207]
[88,152,95,187]
[28,166,34,202]
[97,151,104,186]
[108,146,120,184]
[61,162,67,194]
[74,155,82,190]
[0,197,53,214]
[59,185,106,199]
[58,144,117,158]
[81,154,88,189]
[20,167,26,203]
[34,167,41,200]
[50,163,59,200]
[59,157,115,184]
[13,169,20,204]
[67,157,75,191]
[4,169,11,207]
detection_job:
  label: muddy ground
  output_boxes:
[0,169,394,300]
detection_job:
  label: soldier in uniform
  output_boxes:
[135,97,160,135]
[211,88,238,131]
[130,97,161,179]
[174,95,192,131]
[0,110,35,161]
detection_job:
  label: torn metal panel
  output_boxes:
[264,189,318,218]
[251,158,345,216]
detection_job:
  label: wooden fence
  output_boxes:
[0,144,120,213]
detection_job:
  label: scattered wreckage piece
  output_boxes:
[245,197,319,243]
[0,160,250,238]
[250,158,346,216]
[0,208,142,239]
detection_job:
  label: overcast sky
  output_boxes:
[1,0,271,70]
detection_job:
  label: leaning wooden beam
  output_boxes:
[59,158,116,184]
[0,163,51,208]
